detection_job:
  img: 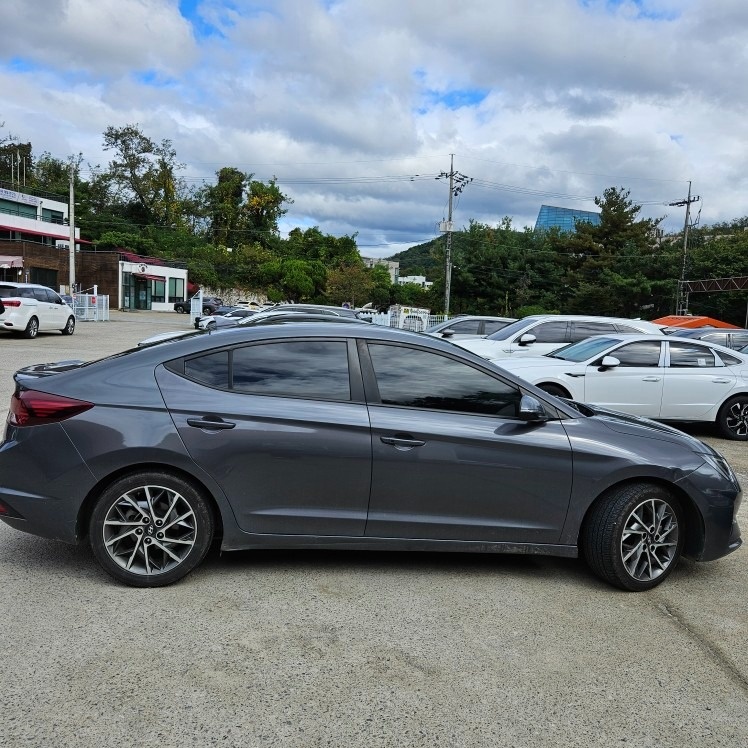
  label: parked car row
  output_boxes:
[0,320,741,591]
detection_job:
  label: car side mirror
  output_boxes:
[518,333,536,346]
[440,328,456,338]
[598,355,620,371]
[518,394,549,422]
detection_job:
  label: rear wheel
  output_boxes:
[60,316,76,336]
[175,306,185,314]
[537,383,570,399]
[716,395,748,440]
[23,316,39,339]
[582,483,684,591]
[89,472,214,587]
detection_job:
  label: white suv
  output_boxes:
[454,315,664,361]
[0,283,76,339]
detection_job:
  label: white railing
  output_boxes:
[74,294,110,321]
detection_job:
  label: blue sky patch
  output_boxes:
[134,70,179,88]
[424,88,488,111]
[577,0,679,21]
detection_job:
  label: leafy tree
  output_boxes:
[102,124,185,227]
[326,264,374,306]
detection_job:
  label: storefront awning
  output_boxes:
[0,254,23,267]
[0,224,93,244]
[133,273,165,281]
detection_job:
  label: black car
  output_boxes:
[0,323,741,590]
[173,295,223,315]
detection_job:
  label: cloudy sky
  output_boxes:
[1,0,747,257]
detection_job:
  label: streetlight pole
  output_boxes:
[68,161,76,293]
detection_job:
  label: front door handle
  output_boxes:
[642,376,661,382]
[380,436,426,449]
[186,417,236,430]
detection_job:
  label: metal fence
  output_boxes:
[73,294,110,321]
[367,312,451,329]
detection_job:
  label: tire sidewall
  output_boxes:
[24,316,39,339]
[61,316,75,335]
[717,396,748,440]
[89,472,214,587]
[608,487,684,592]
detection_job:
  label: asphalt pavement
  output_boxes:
[0,311,746,748]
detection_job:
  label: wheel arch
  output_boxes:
[76,462,225,543]
[536,381,572,398]
[579,477,704,559]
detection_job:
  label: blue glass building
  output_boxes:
[535,204,601,232]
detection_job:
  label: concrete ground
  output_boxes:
[0,311,746,748]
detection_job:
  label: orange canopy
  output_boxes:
[653,315,740,329]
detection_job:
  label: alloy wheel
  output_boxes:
[724,399,748,438]
[102,485,197,576]
[620,498,679,582]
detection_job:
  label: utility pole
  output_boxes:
[68,161,76,293]
[437,155,472,316]
[668,181,700,315]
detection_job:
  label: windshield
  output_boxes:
[485,317,543,341]
[546,337,621,362]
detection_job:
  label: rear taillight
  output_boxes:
[2,300,21,307]
[9,389,93,426]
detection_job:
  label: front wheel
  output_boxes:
[61,316,76,336]
[716,395,748,440]
[23,316,39,339]
[89,472,214,587]
[582,483,684,591]
[175,306,185,314]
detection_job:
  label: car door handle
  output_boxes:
[642,377,661,382]
[380,436,426,448]
[712,378,732,384]
[186,417,236,430]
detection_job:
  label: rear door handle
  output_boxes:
[642,377,661,382]
[712,378,732,384]
[186,417,236,430]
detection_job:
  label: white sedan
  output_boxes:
[495,334,748,440]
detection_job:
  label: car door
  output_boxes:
[581,340,665,417]
[30,287,57,330]
[361,341,574,544]
[157,338,372,536]
[659,341,736,420]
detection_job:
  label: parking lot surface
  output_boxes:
[1,312,747,748]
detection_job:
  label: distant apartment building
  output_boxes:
[362,256,399,283]
[398,274,433,289]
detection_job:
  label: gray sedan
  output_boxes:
[0,323,741,590]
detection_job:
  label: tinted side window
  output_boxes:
[719,352,742,366]
[668,342,717,368]
[700,333,728,347]
[449,319,481,334]
[570,321,617,342]
[32,288,49,302]
[185,351,229,387]
[606,341,661,367]
[525,321,570,343]
[483,320,511,335]
[368,344,522,417]
[730,333,748,349]
[232,341,350,400]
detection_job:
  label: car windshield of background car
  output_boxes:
[546,337,622,362]
[483,317,544,341]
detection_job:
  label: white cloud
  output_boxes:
[1,0,747,257]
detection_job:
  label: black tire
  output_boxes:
[203,306,212,315]
[175,306,185,314]
[23,316,39,339]
[538,383,570,399]
[60,315,76,336]
[716,395,748,440]
[89,471,214,587]
[581,483,684,591]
